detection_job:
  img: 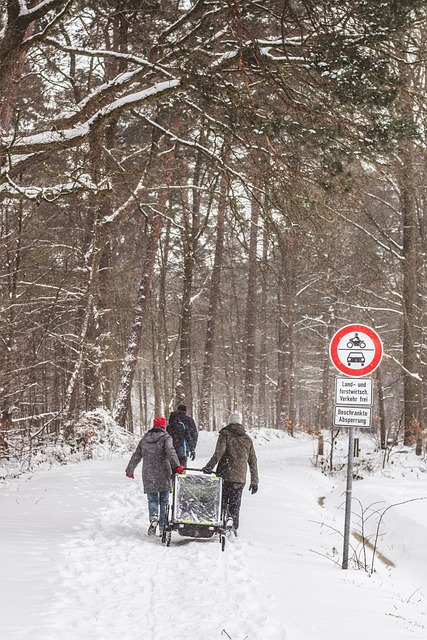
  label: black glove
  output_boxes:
[201,467,211,474]
[189,451,196,461]
[249,483,258,494]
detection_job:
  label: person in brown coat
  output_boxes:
[202,411,258,535]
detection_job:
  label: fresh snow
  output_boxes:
[1,430,427,640]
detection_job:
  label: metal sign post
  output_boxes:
[329,324,383,570]
[342,426,355,569]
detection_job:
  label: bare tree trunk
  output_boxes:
[176,245,194,409]
[399,142,421,445]
[243,191,260,428]
[276,272,287,431]
[61,224,107,423]
[82,226,109,412]
[394,49,422,446]
[376,367,387,449]
[284,232,297,435]
[229,256,245,410]
[113,110,180,428]
[156,216,173,413]
[0,17,34,444]
[152,313,163,416]
[96,240,114,408]
[200,173,227,430]
[175,146,206,412]
[275,228,298,432]
[257,222,269,429]
[143,370,148,431]
[317,312,334,430]
[0,14,36,133]
[113,213,164,428]
[288,324,296,435]
[82,8,131,413]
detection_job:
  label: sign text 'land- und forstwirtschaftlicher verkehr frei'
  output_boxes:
[335,377,373,406]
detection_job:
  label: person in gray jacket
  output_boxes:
[126,416,184,536]
[202,410,258,535]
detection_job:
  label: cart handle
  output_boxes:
[183,467,216,474]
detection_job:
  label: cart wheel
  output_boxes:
[166,531,172,547]
[220,534,226,552]
[161,527,167,544]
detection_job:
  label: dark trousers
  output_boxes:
[222,481,245,530]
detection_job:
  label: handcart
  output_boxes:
[162,468,229,551]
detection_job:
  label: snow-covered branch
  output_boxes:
[2,172,111,201]
[0,79,181,162]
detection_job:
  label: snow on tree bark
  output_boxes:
[112,212,164,429]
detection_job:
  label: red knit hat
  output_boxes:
[153,416,167,429]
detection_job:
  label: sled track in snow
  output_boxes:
[44,484,287,640]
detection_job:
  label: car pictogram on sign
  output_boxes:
[347,352,365,366]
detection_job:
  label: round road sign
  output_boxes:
[329,324,383,377]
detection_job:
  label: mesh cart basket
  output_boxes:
[162,469,228,551]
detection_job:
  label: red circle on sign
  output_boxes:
[329,324,383,377]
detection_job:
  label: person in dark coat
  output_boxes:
[125,416,184,536]
[167,403,198,466]
[202,410,258,535]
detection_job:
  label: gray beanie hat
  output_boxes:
[229,411,243,425]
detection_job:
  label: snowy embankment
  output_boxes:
[1,430,427,640]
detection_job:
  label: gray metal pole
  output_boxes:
[342,426,355,569]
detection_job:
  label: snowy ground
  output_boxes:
[1,430,427,640]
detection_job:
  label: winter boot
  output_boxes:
[148,518,158,536]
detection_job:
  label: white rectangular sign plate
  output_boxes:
[333,406,372,428]
[335,377,373,406]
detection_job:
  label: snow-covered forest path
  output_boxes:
[1,431,427,640]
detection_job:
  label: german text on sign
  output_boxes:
[333,406,372,428]
[335,377,373,406]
